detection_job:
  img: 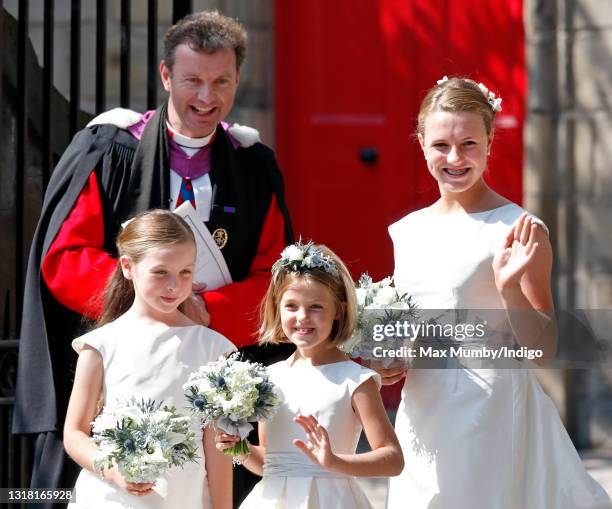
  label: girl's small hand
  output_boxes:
[214,430,240,453]
[106,466,155,496]
[493,213,540,293]
[293,414,337,469]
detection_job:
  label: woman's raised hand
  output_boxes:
[293,414,336,469]
[493,212,540,293]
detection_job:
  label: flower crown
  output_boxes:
[436,76,502,112]
[272,241,339,278]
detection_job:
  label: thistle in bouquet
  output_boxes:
[342,273,419,365]
[91,398,198,484]
[183,352,282,457]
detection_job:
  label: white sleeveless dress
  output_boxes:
[69,318,235,509]
[387,203,611,509]
[240,359,381,509]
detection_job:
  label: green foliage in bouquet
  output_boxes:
[91,398,198,483]
[341,273,420,362]
[183,352,282,457]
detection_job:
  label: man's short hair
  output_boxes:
[163,10,247,71]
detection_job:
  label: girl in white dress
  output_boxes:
[64,210,235,508]
[383,77,611,508]
[216,242,404,508]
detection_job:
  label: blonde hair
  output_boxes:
[417,77,497,137]
[259,244,357,346]
[96,209,195,326]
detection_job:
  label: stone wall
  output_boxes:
[525,0,612,448]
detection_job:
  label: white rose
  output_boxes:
[355,288,368,307]
[373,286,397,307]
[98,441,118,457]
[92,447,114,471]
[117,405,145,424]
[91,413,118,433]
[379,276,393,287]
[283,245,304,262]
[230,361,254,373]
[148,411,173,424]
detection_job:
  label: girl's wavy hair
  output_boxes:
[417,76,498,138]
[259,244,357,346]
[95,209,195,326]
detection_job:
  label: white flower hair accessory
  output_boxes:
[476,82,503,112]
[272,240,339,278]
[436,76,502,112]
[121,217,135,230]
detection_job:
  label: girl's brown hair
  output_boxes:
[259,244,357,346]
[417,77,497,138]
[96,209,195,326]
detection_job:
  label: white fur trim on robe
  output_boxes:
[87,107,142,129]
[228,123,261,148]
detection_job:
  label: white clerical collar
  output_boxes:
[166,121,215,148]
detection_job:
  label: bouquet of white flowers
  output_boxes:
[341,274,419,364]
[183,353,282,457]
[91,398,198,483]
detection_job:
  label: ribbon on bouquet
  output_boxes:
[216,416,253,439]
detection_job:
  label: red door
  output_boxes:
[275,0,525,405]
[275,0,525,281]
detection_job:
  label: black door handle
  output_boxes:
[359,146,378,166]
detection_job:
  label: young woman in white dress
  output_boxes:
[216,242,404,508]
[64,210,235,508]
[382,77,611,508]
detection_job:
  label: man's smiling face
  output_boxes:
[160,44,240,138]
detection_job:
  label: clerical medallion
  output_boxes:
[212,228,228,249]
